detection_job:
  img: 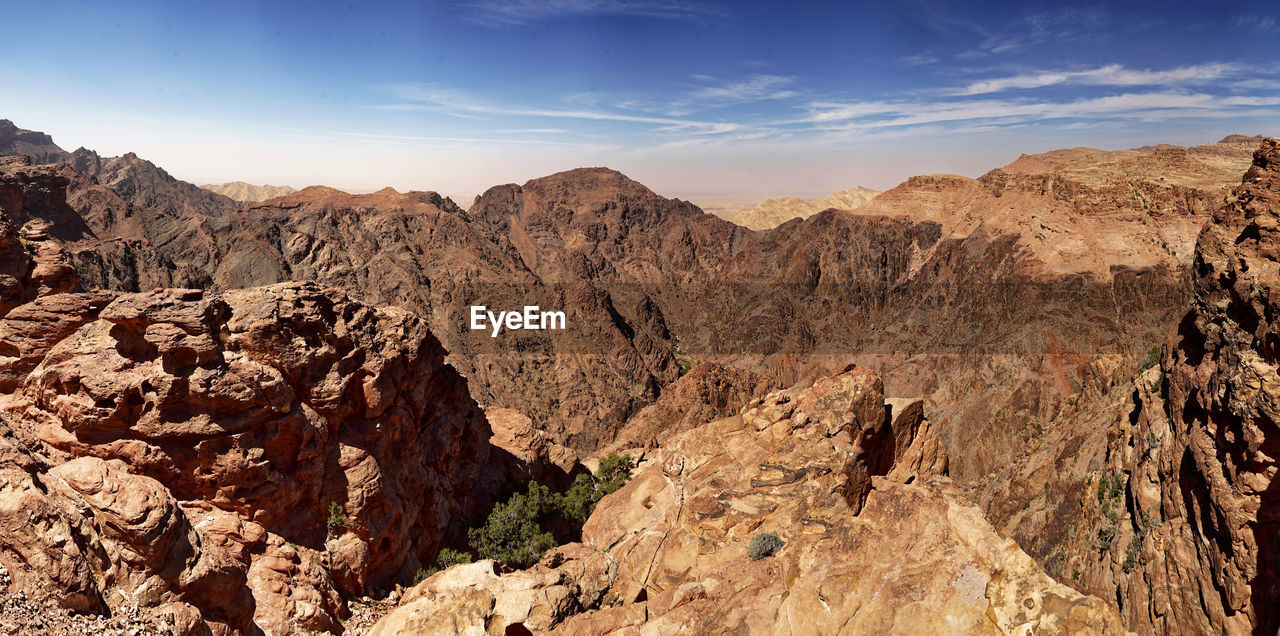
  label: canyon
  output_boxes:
[0,117,1276,634]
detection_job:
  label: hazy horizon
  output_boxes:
[3,0,1278,204]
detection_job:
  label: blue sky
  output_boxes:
[2,0,1278,202]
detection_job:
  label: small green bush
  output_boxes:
[1097,524,1116,551]
[326,501,347,540]
[747,532,784,561]
[466,453,635,569]
[468,481,560,569]
[1142,345,1161,370]
[1123,534,1142,571]
[558,452,635,523]
[436,547,473,569]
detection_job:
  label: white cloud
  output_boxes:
[957,63,1240,95]
[461,0,716,26]
[899,54,941,67]
[973,7,1110,55]
[686,74,798,104]
[795,91,1280,137]
[376,83,740,134]
[1232,14,1277,32]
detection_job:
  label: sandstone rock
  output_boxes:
[1066,138,1280,634]
[712,185,881,230]
[604,361,775,452]
[0,280,499,632]
[375,368,1128,634]
[487,406,582,490]
[0,120,70,165]
[200,181,297,204]
[375,545,617,635]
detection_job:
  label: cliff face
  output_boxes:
[6,130,1251,489]
[0,119,70,165]
[0,280,498,634]
[0,161,505,633]
[1055,139,1280,634]
[373,368,1128,635]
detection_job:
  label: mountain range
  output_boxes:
[200,181,298,203]
[705,185,881,230]
[0,117,1275,634]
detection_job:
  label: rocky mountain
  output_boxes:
[373,367,1129,634]
[3,120,1274,634]
[0,119,70,165]
[951,138,1280,636]
[1060,138,1280,634]
[68,147,236,216]
[0,276,505,632]
[7,124,1256,487]
[713,185,880,230]
[0,158,564,633]
[201,181,298,203]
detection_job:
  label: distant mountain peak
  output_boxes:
[711,185,882,230]
[201,181,299,203]
[0,118,70,165]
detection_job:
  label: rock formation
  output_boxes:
[601,361,773,452]
[200,181,298,203]
[1040,138,1280,634]
[3,121,1272,635]
[0,119,70,165]
[67,148,236,217]
[373,367,1129,634]
[0,275,499,632]
[0,157,78,316]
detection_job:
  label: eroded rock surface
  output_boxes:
[1055,139,1280,634]
[375,368,1126,635]
[0,280,497,633]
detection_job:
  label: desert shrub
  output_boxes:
[436,547,473,569]
[558,452,635,523]
[412,548,475,584]
[468,481,560,569]
[747,532,784,560]
[468,453,635,569]
[1097,524,1117,551]
[326,501,347,540]
[1142,345,1161,370]
[595,452,635,495]
[1123,534,1142,571]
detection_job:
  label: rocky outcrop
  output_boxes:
[0,157,82,315]
[0,120,70,165]
[486,406,582,490]
[374,367,1127,634]
[603,361,774,452]
[370,544,617,635]
[68,148,236,217]
[1056,139,1280,634]
[0,280,498,633]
